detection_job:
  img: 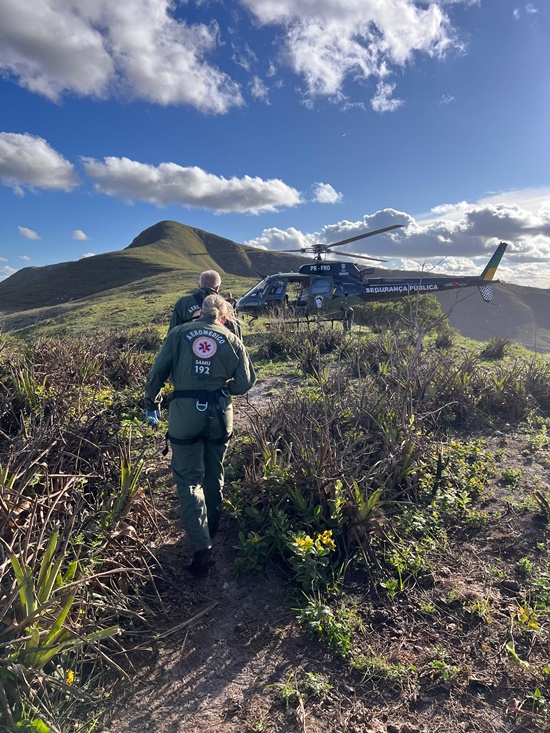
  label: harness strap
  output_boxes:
[162,388,232,455]
[172,389,223,400]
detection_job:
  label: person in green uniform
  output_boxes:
[169,270,221,332]
[169,270,242,339]
[145,294,256,576]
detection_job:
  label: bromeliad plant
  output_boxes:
[0,332,161,731]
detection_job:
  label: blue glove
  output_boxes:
[145,409,161,426]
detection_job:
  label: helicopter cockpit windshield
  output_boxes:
[240,278,270,299]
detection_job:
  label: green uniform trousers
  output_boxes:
[168,395,233,552]
[171,438,228,551]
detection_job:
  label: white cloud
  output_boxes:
[81,252,96,258]
[312,182,343,204]
[0,132,79,193]
[0,0,243,113]
[0,265,16,281]
[249,76,270,103]
[0,257,7,262]
[83,156,303,213]
[370,81,404,113]
[18,255,30,260]
[240,0,462,101]
[245,188,550,287]
[245,226,315,251]
[72,230,90,240]
[526,4,539,14]
[18,226,41,240]
[513,8,521,20]
[439,93,455,104]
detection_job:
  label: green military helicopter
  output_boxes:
[235,224,508,327]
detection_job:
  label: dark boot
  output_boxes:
[186,548,214,577]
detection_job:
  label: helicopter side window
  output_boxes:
[267,279,286,297]
[311,278,332,295]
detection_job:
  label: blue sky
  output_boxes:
[1,0,549,287]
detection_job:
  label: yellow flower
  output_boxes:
[317,530,336,551]
[250,535,260,544]
[66,670,75,685]
[295,535,314,551]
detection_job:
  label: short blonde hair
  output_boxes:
[201,293,232,323]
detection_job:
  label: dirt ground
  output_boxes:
[103,394,550,733]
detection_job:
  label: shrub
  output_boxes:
[480,337,510,360]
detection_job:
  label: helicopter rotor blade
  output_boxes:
[335,251,388,263]
[323,224,404,250]
[279,248,308,253]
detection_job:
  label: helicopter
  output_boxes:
[235,224,508,327]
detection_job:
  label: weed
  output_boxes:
[505,640,530,667]
[514,601,541,631]
[532,490,550,520]
[500,467,522,487]
[298,595,360,660]
[302,672,331,698]
[429,659,461,681]
[517,557,534,577]
[419,602,438,615]
[466,598,493,624]
[350,652,416,688]
[526,687,548,712]
[268,670,331,711]
[270,673,301,708]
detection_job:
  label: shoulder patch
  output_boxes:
[192,336,218,358]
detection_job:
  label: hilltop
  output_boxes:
[0,220,549,348]
[0,221,304,336]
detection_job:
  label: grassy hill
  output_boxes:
[1,219,549,348]
[0,220,304,336]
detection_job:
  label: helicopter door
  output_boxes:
[264,278,288,309]
[308,277,333,310]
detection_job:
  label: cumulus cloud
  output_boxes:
[72,230,90,240]
[0,257,7,262]
[312,182,343,204]
[81,252,96,258]
[0,0,243,113]
[0,132,79,193]
[18,226,41,240]
[18,255,30,260]
[0,265,16,281]
[245,189,550,287]
[245,226,315,251]
[240,0,461,102]
[83,156,303,214]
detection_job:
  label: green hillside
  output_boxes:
[0,220,304,336]
[1,219,549,348]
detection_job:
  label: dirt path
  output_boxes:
[104,392,550,733]
[103,501,348,733]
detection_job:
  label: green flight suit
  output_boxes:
[169,287,242,339]
[145,316,256,551]
[169,287,217,331]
